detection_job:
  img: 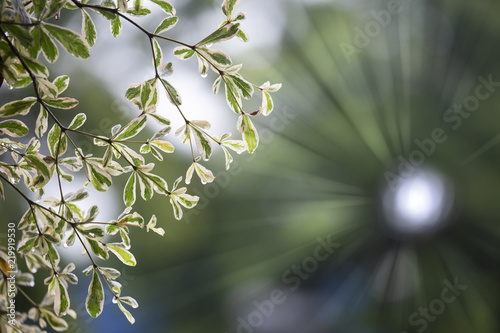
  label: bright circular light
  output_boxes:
[383,168,453,236]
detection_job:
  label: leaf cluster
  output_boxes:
[0,0,281,331]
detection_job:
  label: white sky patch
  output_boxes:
[383,168,453,236]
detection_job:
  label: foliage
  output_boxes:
[0,0,281,331]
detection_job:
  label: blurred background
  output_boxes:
[2,0,500,332]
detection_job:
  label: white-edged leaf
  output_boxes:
[108,245,137,266]
[35,106,48,138]
[86,270,104,318]
[123,173,136,207]
[0,97,37,118]
[154,16,178,34]
[238,114,258,154]
[195,162,214,184]
[150,0,175,15]
[0,119,29,137]
[152,38,163,67]
[54,277,70,316]
[82,9,97,46]
[173,46,195,60]
[117,300,135,324]
[43,23,90,59]
[114,115,147,141]
[68,113,87,130]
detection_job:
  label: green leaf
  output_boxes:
[222,139,247,153]
[33,0,47,18]
[38,78,58,98]
[59,156,83,172]
[101,145,112,168]
[126,7,151,16]
[17,237,38,254]
[230,74,253,99]
[118,0,127,11]
[190,127,212,161]
[151,126,171,140]
[86,270,105,318]
[43,97,79,109]
[39,27,59,63]
[197,23,239,46]
[158,62,173,77]
[3,24,34,48]
[18,209,34,230]
[0,97,37,118]
[99,267,121,280]
[25,154,51,180]
[221,146,233,170]
[137,175,153,201]
[77,225,105,241]
[146,215,165,236]
[134,0,142,11]
[222,0,240,19]
[87,163,112,192]
[43,23,90,59]
[125,83,141,101]
[111,15,122,37]
[160,78,182,105]
[212,76,222,94]
[149,113,171,126]
[0,119,29,137]
[197,54,209,78]
[87,239,109,260]
[35,106,48,138]
[172,189,199,208]
[91,6,117,20]
[170,197,182,220]
[48,124,67,157]
[120,228,131,248]
[117,300,136,324]
[53,75,70,94]
[151,146,162,161]
[16,272,35,287]
[238,114,259,154]
[54,277,70,316]
[68,113,87,130]
[173,46,195,60]
[150,0,175,15]
[224,79,241,114]
[195,162,215,184]
[123,173,136,207]
[82,9,97,46]
[21,55,49,77]
[237,28,248,42]
[152,38,163,67]
[108,245,137,266]
[120,296,139,308]
[85,205,99,222]
[150,140,174,153]
[65,188,89,202]
[144,172,168,194]
[42,0,68,20]
[260,90,273,116]
[40,309,68,331]
[199,48,232,66]
[260,81,282,92]
[114,115,147,141]
[154,16,178,34]
[140,143,151,154]
[114,143,145,167]
[39,209,61,232]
